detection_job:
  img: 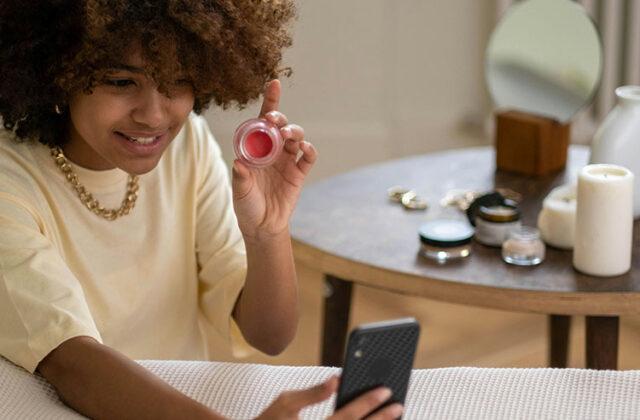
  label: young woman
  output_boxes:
[0,1,402,419]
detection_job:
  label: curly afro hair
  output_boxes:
[0,0,296,146]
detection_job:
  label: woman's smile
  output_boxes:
[114,130,168,157]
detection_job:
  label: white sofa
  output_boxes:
[2,356,639,419]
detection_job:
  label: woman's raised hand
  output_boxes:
[255,376,404,420]
[231,79,317,242]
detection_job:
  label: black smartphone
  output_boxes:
[335,318,420,417]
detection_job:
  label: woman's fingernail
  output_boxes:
[282,127,292,137]
[378,388,392,401]
[389,404,403,417]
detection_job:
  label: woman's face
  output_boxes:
[65,51,195,174]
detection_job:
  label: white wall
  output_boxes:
[205,1,499,183]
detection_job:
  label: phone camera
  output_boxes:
[354,350,363,358]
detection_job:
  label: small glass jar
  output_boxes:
[474,203,521,247]
[418,219,474,263]
[502,226,545,266]
[233,118,283,168]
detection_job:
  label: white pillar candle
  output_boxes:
[537,184,576,250]
[573,164,634,276]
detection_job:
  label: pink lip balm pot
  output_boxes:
[233,118,283,168]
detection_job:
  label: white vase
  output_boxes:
[590,86,640,219]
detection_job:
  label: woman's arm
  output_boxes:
[233,228,298,355]
[39,338,402,420]
[230,80,317,355]
[38,337,222,420]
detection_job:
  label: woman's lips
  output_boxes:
[115,131,166,155]
[116,131,164,144]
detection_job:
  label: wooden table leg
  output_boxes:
[586,316,619,370]
[548,315,571,368]
[322,275,353,366]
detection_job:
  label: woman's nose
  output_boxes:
[131,87,168,128]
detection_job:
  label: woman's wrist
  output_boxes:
[242,226,291,248]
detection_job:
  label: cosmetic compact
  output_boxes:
[233,118,283,168]
[502,226,545,266]
[467,192,521,247]
[418,219,474,262]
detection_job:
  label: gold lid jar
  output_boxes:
[474,202,521,247]
[478,204,520,223]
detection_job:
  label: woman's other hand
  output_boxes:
[256,376,404,420]
[231,79,317,241]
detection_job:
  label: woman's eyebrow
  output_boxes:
[109,64,144,73]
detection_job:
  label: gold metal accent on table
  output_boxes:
[440,188,522,211]
[387,186,428,210]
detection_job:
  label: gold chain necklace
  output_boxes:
[50,146,139,221]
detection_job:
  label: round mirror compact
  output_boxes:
[485,0,603,123]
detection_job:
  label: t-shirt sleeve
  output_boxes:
[0,193,102,373]
[190,116,251,357]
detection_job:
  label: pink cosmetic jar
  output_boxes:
[233,118,283,168]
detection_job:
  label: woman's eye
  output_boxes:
[106,79,136,88]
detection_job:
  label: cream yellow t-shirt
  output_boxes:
[0,114,248,373]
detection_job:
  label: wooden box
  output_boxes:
[495,110,570,176]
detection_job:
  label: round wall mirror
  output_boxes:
[485,0,603,123]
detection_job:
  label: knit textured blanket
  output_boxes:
[2,357,639,419]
